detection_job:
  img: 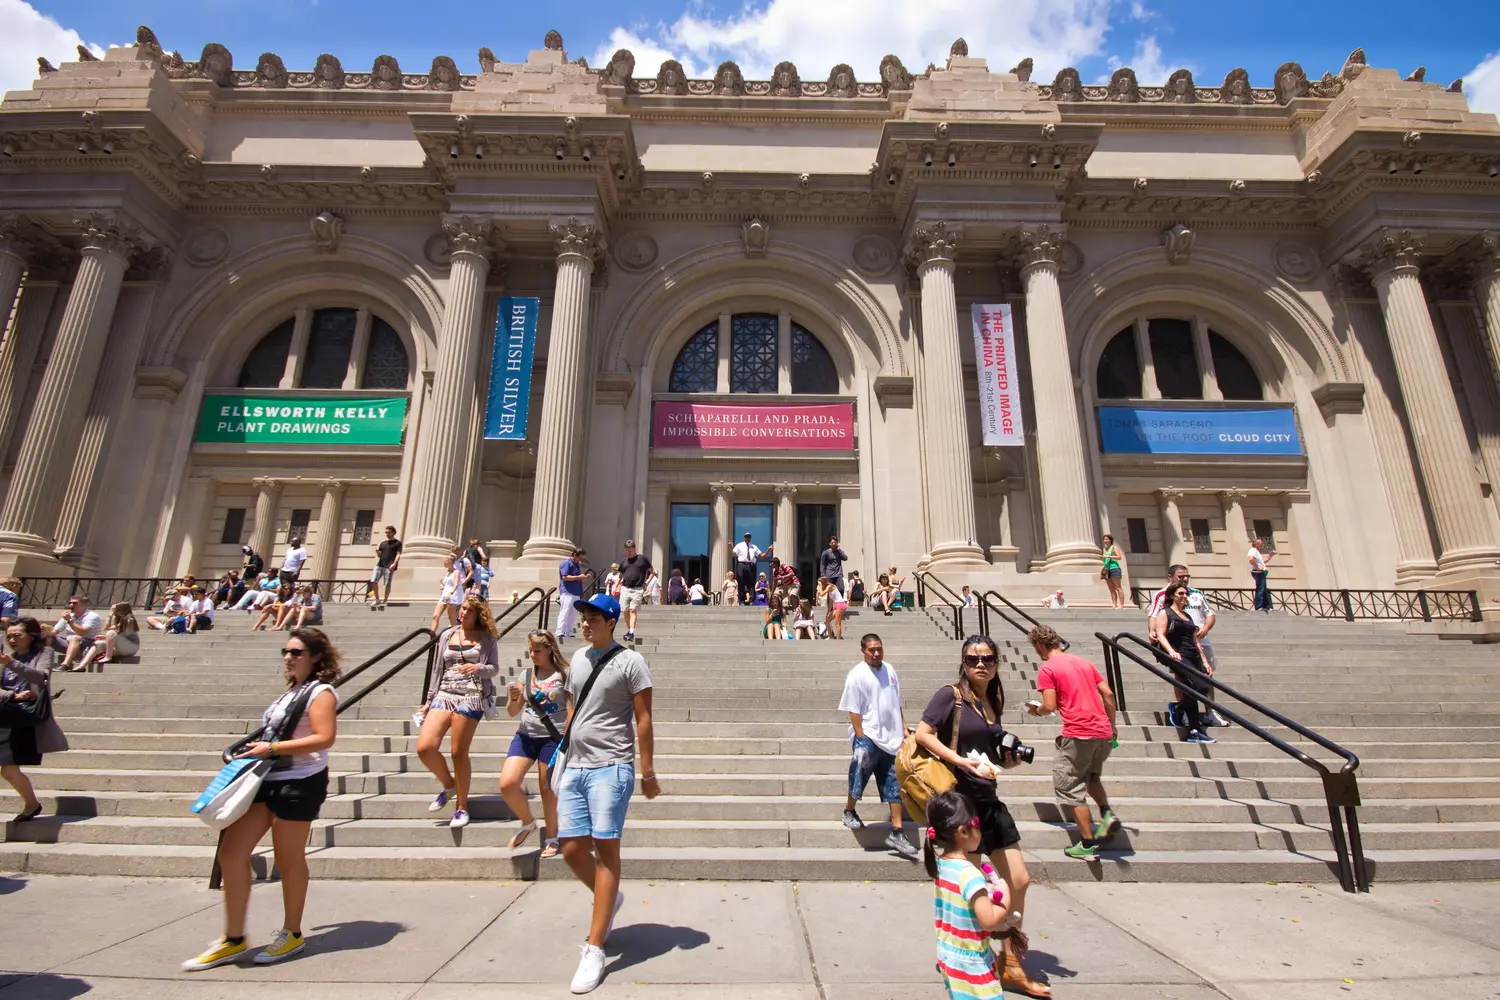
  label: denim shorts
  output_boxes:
[507,729,559,765]
[848,736,902,804]
[557,761,635,840]
[429,700,484,721]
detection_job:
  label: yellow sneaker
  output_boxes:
[180,937,248,971]
[253,929,306,965]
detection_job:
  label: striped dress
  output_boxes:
[933,856,1003,999]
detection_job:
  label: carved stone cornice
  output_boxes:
[906,222,961,271]
[132,365,188,402]
[1311,381,1366,418]
[1016,225,1066,273]
[1360,228,1425,281]
[549,216,604,264]
[440,214,494,264]
[74,212,143,261]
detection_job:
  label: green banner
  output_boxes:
[197,395,408,445]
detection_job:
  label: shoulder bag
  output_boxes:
[0,671,52,729]
[895,684,965,825]
[192,683,319,830]
[547,645,626,793]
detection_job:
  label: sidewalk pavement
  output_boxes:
[2,874,1498,999]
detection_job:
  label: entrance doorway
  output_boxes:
[795,503,837,598]
[669,503,709,600]
[733,503,774,591]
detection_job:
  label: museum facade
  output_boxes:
[1,28,1499,603]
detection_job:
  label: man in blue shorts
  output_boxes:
[558,593,658,994]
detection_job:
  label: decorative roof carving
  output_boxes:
[1108,67,1140,103]
[742,217,770,257]
[1164,69,1195,103]
[478,47,496,74]
[136,25,163,58]
[427,56,460,91]
[950,38,969,58]
[714,61,745,97]
[1273,62,1309,103]
[603,49,635,87]
[1405,66,1425,83]
[879,54,913,92]
[1163,222,1195,264]
[371,55,402,91]
[1448,78,1464,93]
[37,57,55,74]
[827,64,857,99]
[771,61,801,97]
[310,211,344,253]
[253,52,288,88]
[656,60,688,96]
[1309,71,1344,98]
[1341,48,1367,81]
[1010,58,1033,82]
[544,29,564,51]
[1219,68,1253,105]
[312,53,344,89]
[1051,67,1083,101]
[77,45,98,62]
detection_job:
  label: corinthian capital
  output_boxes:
[1360,227,1425,280]
[74,212,142,261]
[550,216,605,263]
[440,214,494,263]
[905,222,962,270]
[0,214,29,261]
[1476,232,1500,279]
[1016,224,1066,272]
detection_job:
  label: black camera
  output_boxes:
[997,731,1035,765]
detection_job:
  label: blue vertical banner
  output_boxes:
[484,296,539,440]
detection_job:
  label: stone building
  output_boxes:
[1,28,1499,604]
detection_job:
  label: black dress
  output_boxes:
[920,685,1022,854]
[1162,606,1211,730]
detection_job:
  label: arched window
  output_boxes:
[730,313,779,393]
[791,324,838,394]
[1094,316,1262,401]
[669,322,718,393]
[236,307,412,390]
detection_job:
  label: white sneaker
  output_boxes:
[570,943,607,994]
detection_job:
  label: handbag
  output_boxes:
[548,644,626,793]
[895,684,965,824]
[0,678,51,729]
[193,683,318,830]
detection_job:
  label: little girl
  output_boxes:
[926,790,1014,999]
[791,600,817,640]
[721,571,739,606]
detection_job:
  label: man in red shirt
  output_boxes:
[1025,625,1119,861]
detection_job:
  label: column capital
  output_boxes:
[1156,488,1184,504]
[1217,489,1248,508]
[440,214,495,265]
[1016,224,1066,275]
[320,479,346,493]
[549,216,605,266]
[710,482,734,499]
[1475,232,1500,280]
[775,484,798,499]
[252,476,280,492]
[0,214,30,263]
[1360,227,1425,281]
[74,212,144,261]
[906,222,961,272]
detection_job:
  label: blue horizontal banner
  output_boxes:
[1097,405,1302,456]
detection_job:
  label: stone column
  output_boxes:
[1476,234,1500,397]
[307,480,347,581]
[1018,226,1102,571]
[1192,316,1223,401]
[710,483,733,591]
[1132,318,1161,398]
[0,213,137,570]
[0,217,28,339]
[775,485,797,566]
[646,483,669,573]
[523,218,601,560]
[1365,229,1500,574]
[0,255,59,467]
[248,478,282,561]
[404,216,493,566]
[1219,490,1251,579]
[1156,489,1188,568]
[908,222,984,566]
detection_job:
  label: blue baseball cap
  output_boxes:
[578,593,621,621]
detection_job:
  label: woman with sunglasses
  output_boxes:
[182,628,340,970]
[0,617,68,822]
[415,595,500,829]
[913,635,1050,998]
[500,629,570,859]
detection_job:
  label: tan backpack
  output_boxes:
[895,684,963,824]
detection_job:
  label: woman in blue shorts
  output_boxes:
[415,595,499,830]
[500,629,569,858]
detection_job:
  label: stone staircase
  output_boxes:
[3,596,1500,884]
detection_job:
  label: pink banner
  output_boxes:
[653,401,855,450]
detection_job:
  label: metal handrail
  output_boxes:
[1098,629,1367,893]
[912,571,968,639]
[1129,585,1481,623]
[978,589,1071,651]
[494,587,556,642]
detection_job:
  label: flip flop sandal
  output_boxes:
[507,820,539,849]
[540,839,561,860]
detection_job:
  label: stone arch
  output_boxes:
[150,235,443,378]
[1065,247,1350,396]
[604,241,904,385]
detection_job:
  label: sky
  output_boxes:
[2,0,1498,114]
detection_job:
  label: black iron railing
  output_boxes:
[913,572,1072,650]
[977,589,1071,651]
[1098,630,1367,893]
[494,587,555,641]
[912,571,968,639]
[1129,585,1481,623]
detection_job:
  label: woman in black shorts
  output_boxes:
[182,627,340,972]
[913,634,1050,998]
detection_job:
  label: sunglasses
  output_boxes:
[963,654,999,667]
[280,648,308,658]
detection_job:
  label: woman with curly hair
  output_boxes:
[181,627,341,970]
[415,594,500,829]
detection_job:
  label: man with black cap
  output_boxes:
[557,592,658,994]
[731,532,771,607]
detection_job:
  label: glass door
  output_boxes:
[733,503,775,587]
[669,503,710,601]
[795,503,838,599]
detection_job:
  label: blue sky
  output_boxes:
[3,0,1499,112]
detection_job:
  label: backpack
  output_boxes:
[895,685,964,824]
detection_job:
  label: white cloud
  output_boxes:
[592,0,1113,84]
[0,0,104,96]
[1465,51,1500,115]
[1100,34,1172,85]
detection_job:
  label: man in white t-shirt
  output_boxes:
[1249,538,1277,612]
[837,633,917,859]
[50,594,103,669]
[731,532,771,606]
[186,586,216,632]
[280,537,309,586]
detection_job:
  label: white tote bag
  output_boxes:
[194,758,272,830]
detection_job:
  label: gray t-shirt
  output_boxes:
[564,642,653,769]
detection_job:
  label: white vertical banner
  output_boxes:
[971,303,1025,446]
